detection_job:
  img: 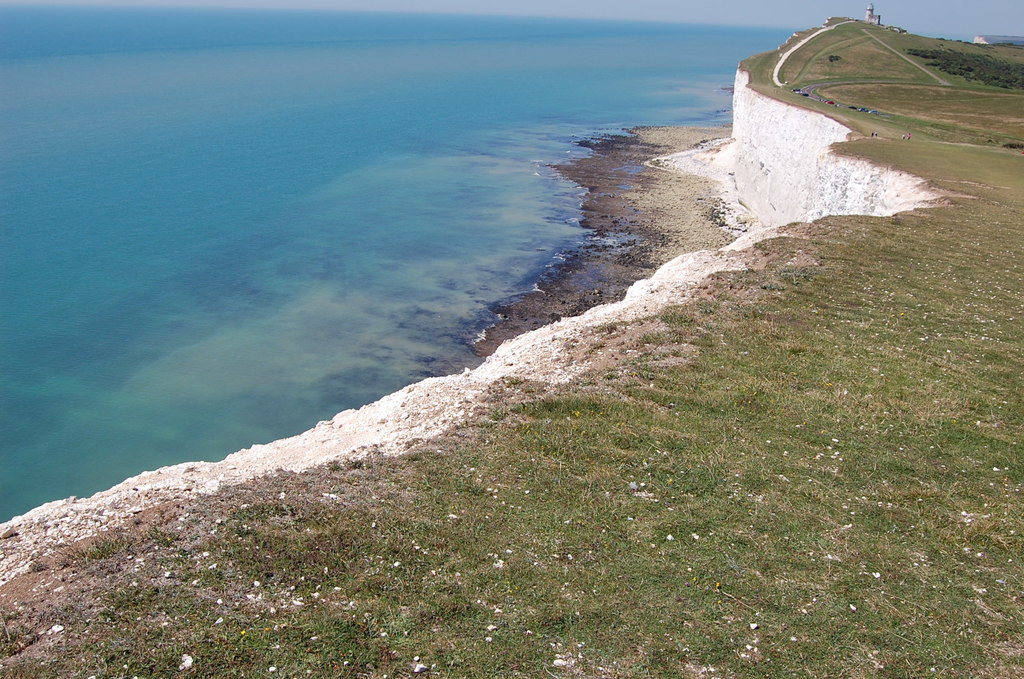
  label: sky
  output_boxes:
[0,1,1020,41]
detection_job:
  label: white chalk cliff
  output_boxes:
[0,67,939,586]
[728,69,936,227]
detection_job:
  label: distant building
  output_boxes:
[974,35,1024,45]
[865,3,882,26]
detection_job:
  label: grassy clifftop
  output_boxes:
[743,19,1024,147]
[2,21,1023,679]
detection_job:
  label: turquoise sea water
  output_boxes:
[0,8,789,520]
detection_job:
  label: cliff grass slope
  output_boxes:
[2,21,1023,678]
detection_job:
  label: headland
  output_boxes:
[3,18,1023,676]
[0,48,939,588]
[0,18,945,589]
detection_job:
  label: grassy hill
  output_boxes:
[2,20,1022,679]
[746,20,1024,146]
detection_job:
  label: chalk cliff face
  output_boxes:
[731,69,936,227]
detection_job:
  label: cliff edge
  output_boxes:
[728,70,938,228]
[0,67,940,588]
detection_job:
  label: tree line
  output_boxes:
[906,48,1024,89]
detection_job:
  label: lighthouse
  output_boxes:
[865,3,882,25]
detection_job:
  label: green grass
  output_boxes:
[3,22,1024,679]
[780,27,934,87]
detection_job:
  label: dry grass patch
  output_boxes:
[819,83,1024,139]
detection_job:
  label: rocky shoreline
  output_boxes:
[0,124,750,588]
[474,125,734,355]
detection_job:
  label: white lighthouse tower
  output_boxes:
[865,3,882,25]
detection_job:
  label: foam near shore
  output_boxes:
[0,70,942,588]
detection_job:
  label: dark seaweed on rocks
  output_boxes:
[472,130,669,357]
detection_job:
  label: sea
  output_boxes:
[0,7,789,521]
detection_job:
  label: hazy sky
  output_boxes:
[1,1,1020,40]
